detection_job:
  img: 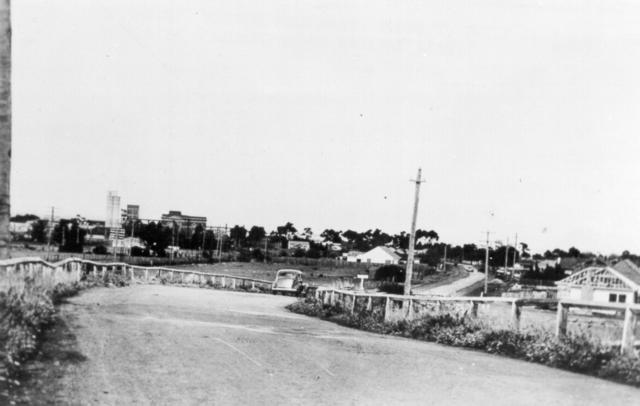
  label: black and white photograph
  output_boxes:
[1,0,640,404]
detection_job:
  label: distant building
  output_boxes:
[10,220,35,239]
[106,191,121,228]
[160,211,207,229]
[340,251,363,263]
[556,259,640,304]
[126,205,140,222]
[288,240,310,251]
[357,246,401,265]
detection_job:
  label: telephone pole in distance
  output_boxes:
[404,168,425,296]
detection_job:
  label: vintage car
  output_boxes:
[271,269,307,296]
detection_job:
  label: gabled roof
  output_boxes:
[360,246,401,260]
[557,265,640,291]
[612,259,640,286]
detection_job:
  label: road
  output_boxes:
[48,285,638,405]
[414,271,485,296]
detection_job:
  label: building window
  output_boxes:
[618,294,626,303]
[609,294,617,303]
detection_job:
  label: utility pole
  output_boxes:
[47,206,54,255]
[171,224,175,262]
[503,237,509,278]
[442,244,447,272]
[511,233,518,280]
[215,228,221,263]
[404,168,425,296]
[264,235,268,263]
[484,231,490,295]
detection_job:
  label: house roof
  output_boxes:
[361,246,401,260]
[557,262,640,291]
[612,259,640,286]
[558,257,580,270]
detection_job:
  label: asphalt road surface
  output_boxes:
[51,285,638,405]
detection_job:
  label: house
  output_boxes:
[556,259,640,304]
[288,240,310,251]
[342,251,364,263]
[10,220,34,238]
[356,246,401,265]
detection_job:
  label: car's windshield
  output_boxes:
[279,272,298,278]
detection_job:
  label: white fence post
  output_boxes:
[406,299,414,320]
[384,297,391,322]
[470,301,479,318]
[511,301,521,331]
[621,307,638,356]
[556,302,568,338]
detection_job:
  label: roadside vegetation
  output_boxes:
[0,271,132,402]
[287,297,640,387]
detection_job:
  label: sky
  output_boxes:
[9,0,640,255]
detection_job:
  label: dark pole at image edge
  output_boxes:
[0,0,11,259]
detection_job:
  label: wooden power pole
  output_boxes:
[511,233,518,280]
[484,231,490,295]
[442,244,447,272]
[503,237,509,277]
[404,168,425,296]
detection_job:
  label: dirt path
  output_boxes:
[27,285,640,405]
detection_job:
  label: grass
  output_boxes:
[287,297,640,387]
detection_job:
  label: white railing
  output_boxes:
[556,299,640,355]
[0,257,273,292]
[315,288,639,355]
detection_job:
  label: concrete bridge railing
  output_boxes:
[315,287,640,355]
[0,256,273,293]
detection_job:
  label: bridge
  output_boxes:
[1,257,639,404]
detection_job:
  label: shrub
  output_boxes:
[374,265,405,282]
[92,245,108,255]
[378,282,404,295]
[599,355,640,386]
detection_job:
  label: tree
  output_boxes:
[321,229,342,244]
[229,225,247,248]
[520,242,530,258]
[54,219,86,253]
[568,246,581,258]
[139,221,172,256]
[0,0,10,259]
[302,227,313,240]
[30,219,47,243]
[393,232,410,250]
[369,229,392,247]
[276,222,297,238]
[490,245,518,267]
[10,214,39,222]
[247,226,266,247]
[190,224,205,250]
[415,229,439,248]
